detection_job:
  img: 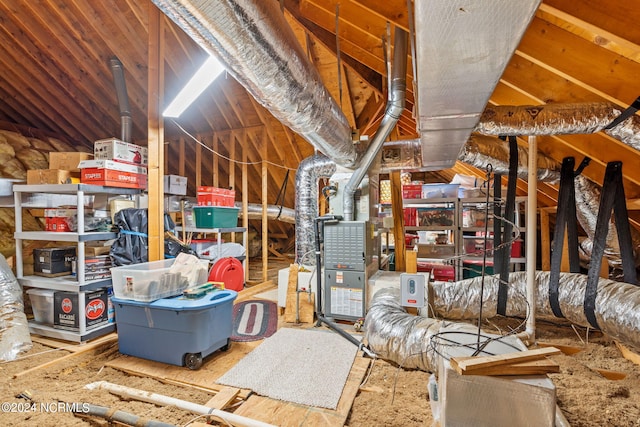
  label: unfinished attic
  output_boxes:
[1,0,640,426]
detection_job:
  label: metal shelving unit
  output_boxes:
[401,195,528,280]
[14,183,140,342]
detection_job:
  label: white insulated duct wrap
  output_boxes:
[152,0,356,167]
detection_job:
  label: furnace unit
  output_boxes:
[323,220,377,321]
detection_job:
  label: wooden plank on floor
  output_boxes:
[31,332,117,352]
[451,347,561,375]
[106,339,261,397]
[284,264,299,323]
[14,333,118,379]
[205,386,242,410]
[236,280,276,303]
[234,395,313,427]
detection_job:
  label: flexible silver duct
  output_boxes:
[235,203,296,224]
[476,102,640,151]
[458,134,561,182]
[430,271,640,350]
[152,0,357,168]
[0,254,32,361]
[365,287,442,371]
[343,28,407,220]
[295,154,336,265]
[109,57,132,143]
[365,270,640,371]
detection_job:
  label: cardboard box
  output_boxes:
[85,244,111,257]
[94,138,148,165]
[49,152,93,172]
[81,168,147,189]
[33,247,76,276]
[27,169,71,185]
[54,289,108,331]
[44,208,77,217]
[79,159,148,174]
[72,255,112,280]
[164,175,188,195]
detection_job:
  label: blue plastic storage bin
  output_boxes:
[112,289,237,369]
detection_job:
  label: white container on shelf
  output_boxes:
[27,288,55,324]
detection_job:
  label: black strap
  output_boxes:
[549,157,583,318]
[496,135,519,315]
[604,95,640,130]
[274,170,290,219]
[585,161,638,329]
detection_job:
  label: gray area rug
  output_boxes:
[216,327,358,409]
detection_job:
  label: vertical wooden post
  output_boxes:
[228,133,237,243]
[178,137,186,177]
[241,131,249,283]
[147,3,165,261]
[195,134,202,188]
[213,134,219,187]
[390,171,405,271]
[261,130,268,282]
[539,208,551,271]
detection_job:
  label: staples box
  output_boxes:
[94,138,148,165]
[81,168,147,189]
[164,175,188,195]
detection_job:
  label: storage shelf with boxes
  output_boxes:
[14,183,141,342]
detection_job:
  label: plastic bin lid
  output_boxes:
[112,289,237,310]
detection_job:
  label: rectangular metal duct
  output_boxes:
[415,0,541,170]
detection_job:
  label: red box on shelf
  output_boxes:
[81,168,147,189]
[403,207,417,226]
[45,216,72,232]
[402,184,423,199]
[197,186,235,207]
[417,262,455,282]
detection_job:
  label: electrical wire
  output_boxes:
[170,119,298,172]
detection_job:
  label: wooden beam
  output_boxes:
[147,2,165,261]
[537,4,640,62]
[242,134,250,283]
[390,170,405,271]
[262,130,269,282]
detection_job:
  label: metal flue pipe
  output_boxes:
[343,27,407,220]
[109,57,132,143]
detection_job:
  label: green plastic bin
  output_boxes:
[193,206,239,228]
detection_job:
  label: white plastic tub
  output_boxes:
[27,288,55,324]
